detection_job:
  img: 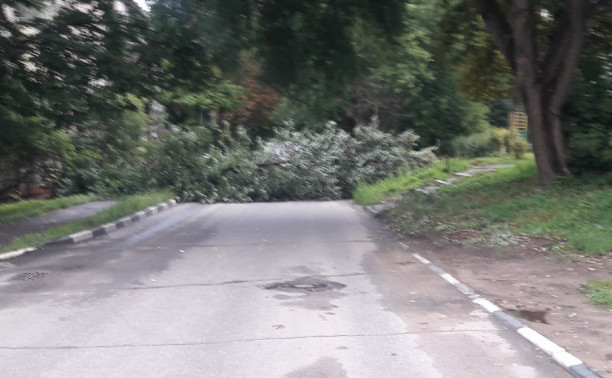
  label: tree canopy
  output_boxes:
[1,0,611,200]
[473,0,612,184]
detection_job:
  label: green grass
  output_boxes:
[352,159,471,205]
[429,161,612,254]
[580,280,612,308]
[359,154,612,255]
[467,153,534,167]
[1,190,174,253]
[0,194,98,226]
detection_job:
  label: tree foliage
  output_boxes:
[473,0,611,184]
[0,0,147,193]
[4,0,612,203]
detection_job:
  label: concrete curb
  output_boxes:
[400,242,603,378]
[0,199,178,261]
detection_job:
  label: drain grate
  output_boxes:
[9,272,50,281]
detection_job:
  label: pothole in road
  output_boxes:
[263,277,346,293]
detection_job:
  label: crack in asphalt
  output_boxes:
[118,272,368,291]
[0,272,368,296]
[0,329,502,351]
[134,240,375,249]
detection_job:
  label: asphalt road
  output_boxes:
[0,201,568,377]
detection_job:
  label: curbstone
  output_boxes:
[473,297,502,313]
[91,222,116,237]
[101,222,117,233]
[454,172,472,177]
[40,236,72,248]
[553,351,584,370]
[0,247,36,261]
[0,199,178,261]
[569,364,604,378]
[69,230,93,243]
[517,327,565,355]
[91,226,107,237]
[492,310,526,330]
[398,241,603,378]
[131,211,145,222]
[116,216,132,228]
[434,179,451,185]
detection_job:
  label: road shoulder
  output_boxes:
[403,233,611,377]
[0,199,177,261]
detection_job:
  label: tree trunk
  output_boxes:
[475,0,594,185]
[522,88,568,185]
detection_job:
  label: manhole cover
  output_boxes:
[263,277,346,293]
[0,262,16,272]
[9,272,50,281]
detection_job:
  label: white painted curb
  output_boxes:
[0,247,36,261]
[399,241,603,378]
[0,198,179,261]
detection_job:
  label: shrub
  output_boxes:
[451,128,504,157]
[148,123,258,203]
[53,114,438,202]
[509,133,529,159]
[253,120,436,200]
[451,127,529,158]
[254,125,348,200]
[567,123,612,173]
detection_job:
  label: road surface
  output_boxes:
[0,201,568,377]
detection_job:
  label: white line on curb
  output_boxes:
[69,230,93,243]
[0,199,178,261]
[440,272,461,285]
[0,247,36,261]
[473,297,502,313]
[101,223,117,233]
[399,241,602,377]
[517,327,565,355]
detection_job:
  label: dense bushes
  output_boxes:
[54,117,437,203]
[563,46,612,174]
[451,127,529,159]
[254,121,437,200]
[566,124,612,174]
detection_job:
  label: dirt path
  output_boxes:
[0,200,116,250]
[402,233,612,376]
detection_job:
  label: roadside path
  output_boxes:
[0,200,116,249]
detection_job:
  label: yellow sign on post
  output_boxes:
[510,112,528,140]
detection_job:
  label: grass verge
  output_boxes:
[0,194,98,226]
[466,153,533,167]
[352,159,471,205]
[1,190,174,253]
[357,155,612,255]
[580,280,612,308]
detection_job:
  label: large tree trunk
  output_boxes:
[475,0,596,185]
[521,88,568,185]
[513,0,570,185]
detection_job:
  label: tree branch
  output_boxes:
[473,0,516,73]
[512,0,539,98]
[545,0,591,112]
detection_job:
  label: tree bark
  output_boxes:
[474,0,594,185]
